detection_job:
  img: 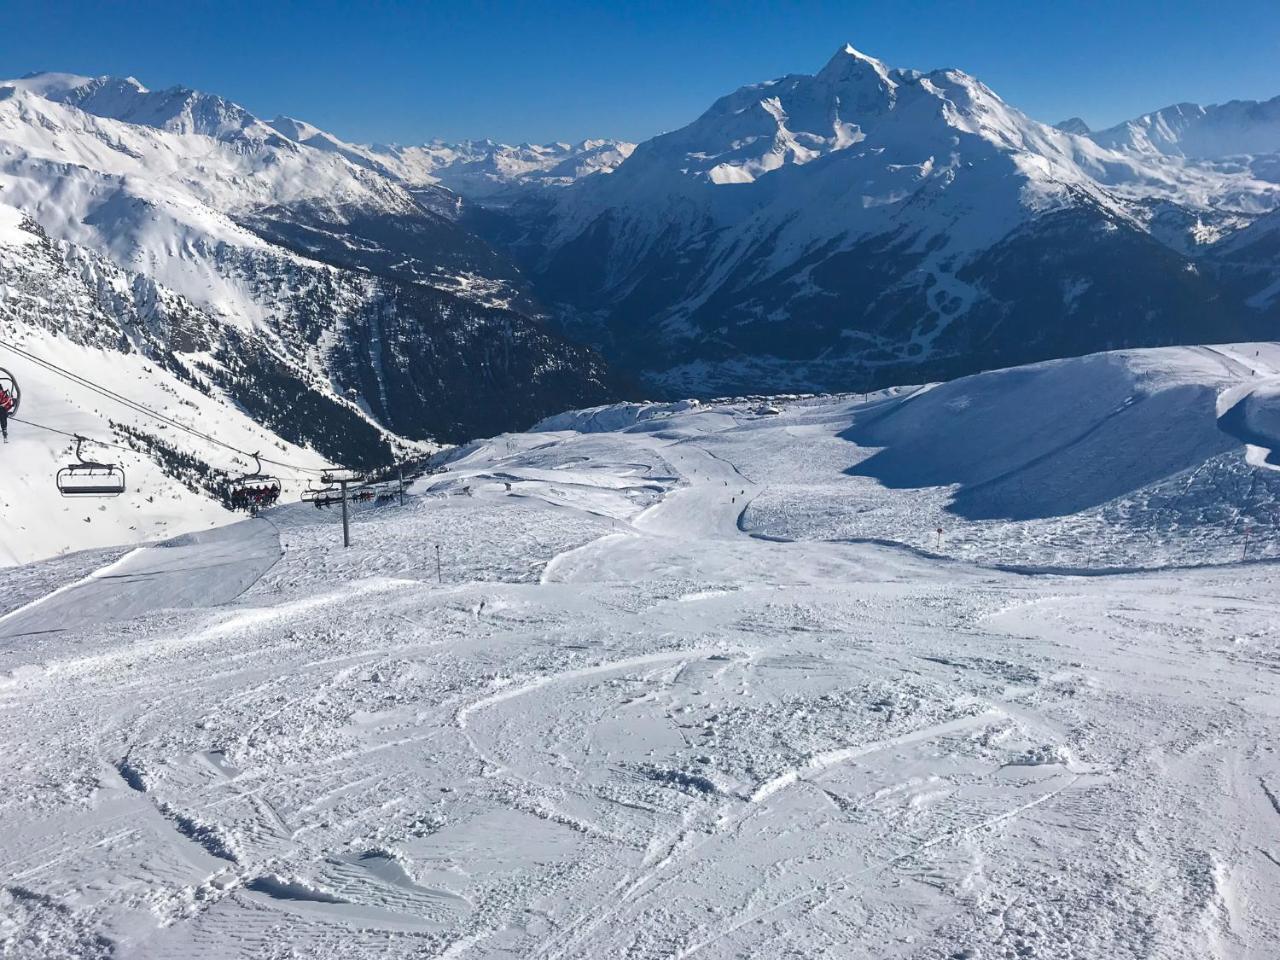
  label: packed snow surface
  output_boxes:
[3,343,1280,958]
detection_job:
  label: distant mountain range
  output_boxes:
[0,70,619,464]
[264,118,635,205]
[467,45,1280,393]
[2,47,1279,482]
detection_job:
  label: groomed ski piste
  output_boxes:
[3,343,1280,958]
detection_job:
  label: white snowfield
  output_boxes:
[3,343,1280,958]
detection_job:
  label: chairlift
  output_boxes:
[301,482,327,502]
[302,481,341,508]
[309,491,344,509]
[228,452,281,512]
[57,436,126,497]
[0,367,20,416]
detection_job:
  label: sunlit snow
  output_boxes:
[3,344,1280,957]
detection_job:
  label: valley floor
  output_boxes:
[2,393,1279,958]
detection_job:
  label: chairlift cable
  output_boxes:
[8,415,134,453]
[0,338,335,477]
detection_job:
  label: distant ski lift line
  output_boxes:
[0,337,336,478]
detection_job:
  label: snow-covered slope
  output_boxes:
[0,73,620,455]
[1054,116,1091,135]
[0,204,417,564]
[1082,95,1280,258]
[0,328,333,566]
[5,71,634,209]
[0,194,616,565]
[5,72,280,140]
[836,342,1280,547]
[3,339,1280,958]
[0,74,518,310]
[478,45,1279,395]
[516,341,1280,570]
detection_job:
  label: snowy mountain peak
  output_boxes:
[341,137,637,200]
[2,71,279,142]
[513,44,1280,395]
[817,42,897,91]
[1055,116,1092,135]
[269,114,325,142]
[9,71,148,98]
[597,45,1052,190]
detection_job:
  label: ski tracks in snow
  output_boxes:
[4,395,1280,958]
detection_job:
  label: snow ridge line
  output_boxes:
[48,577,421,679]
[539,532,634,585]
[455,647,741,728]
[0,547,144,632]
[748,709,1003,804]
[1260,777,1280,817]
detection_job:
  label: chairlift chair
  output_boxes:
[57,437,126,497]
[0,367,19,415]
[228,452,282,511]
[302,481,339,507]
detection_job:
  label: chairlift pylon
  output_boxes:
[56,436,126,497]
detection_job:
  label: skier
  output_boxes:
[0,383,12,441]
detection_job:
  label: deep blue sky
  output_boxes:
[3,1,1278,145]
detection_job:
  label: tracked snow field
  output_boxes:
[4,358,1280,958]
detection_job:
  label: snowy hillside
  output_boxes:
[0,327,335,566]
[0,202,413,565]
[8,50,1280,566]
[3,340,1280,958]
[0,72,620,453]
[515,341,1280,570]
[477,45,1280,395]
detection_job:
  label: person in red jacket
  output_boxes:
[0,385,13,441]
